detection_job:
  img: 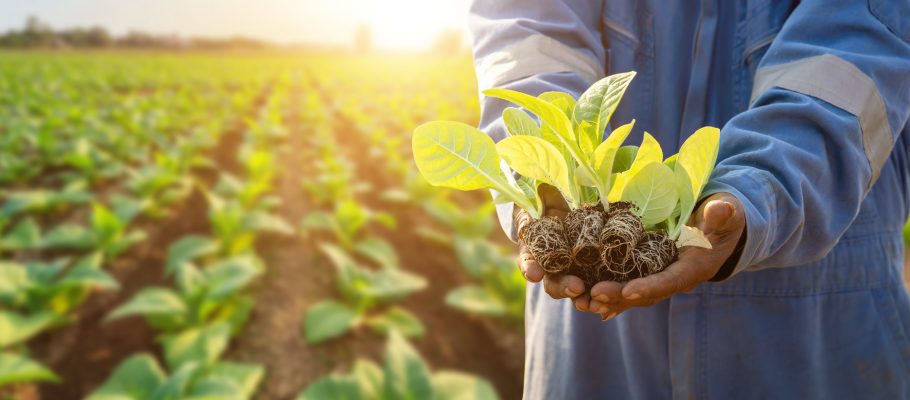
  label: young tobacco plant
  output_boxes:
[302,244,425,345]
[87,323,264,400]
[446,237,525,321]
[0,254,118,387]
[298,331,499,400]
[106,246,263,335]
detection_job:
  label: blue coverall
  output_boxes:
[469,1,910,398]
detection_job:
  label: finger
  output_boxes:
[543,274,585,299]
[589,281,624,304]
[517,243,544,283]
[621,253,711,303]
[574,292,591,312]
[700,196,738,235]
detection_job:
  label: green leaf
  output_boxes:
[366,307,425,338]
[60,253,119,290]
[244,211,294,235]
[351,360,383,399]
[86,354,166,400]
[445,286,507,316]
[496,135,574,204]
[161,322,231,371]
[165,235,219,275]
[303,300,359,344]
[538,91,576,118]
[501,108,541,138]
[0,351,59,386]
[91,202,124,239]
[620,162,680,225]
[0,262,30,306]
[42,223,95,250]
[297,375,360,400]
[411,121,534,214]
[152,362,199,400]
[433,371,500,400]
[673,126,720,237]
[484,88,587,172]
[572,71,637,155]
[591,120,635,193]
[363,269,427,303]
[612,146,639,173]
[0,311,59,347]
[184,376,244,400]
[207,362,265,399]
[107,288,187,322]
[382,331,433,400]
[608,133,663,201]
[0,218,41,250]
[354,237,399,269]
[202,254,264,301]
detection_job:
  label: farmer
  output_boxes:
[469,1,910,398]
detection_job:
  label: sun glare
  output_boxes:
[356,0,469,50]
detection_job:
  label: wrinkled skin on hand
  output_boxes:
[515,188,745,320]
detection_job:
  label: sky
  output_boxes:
[0,0,473,50]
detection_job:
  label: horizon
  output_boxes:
[0,0,472,51]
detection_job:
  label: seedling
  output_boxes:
[298,331,499,400]
[302,244,425,344]
[412,72,718,287]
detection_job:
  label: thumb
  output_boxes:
[699,195,738,235]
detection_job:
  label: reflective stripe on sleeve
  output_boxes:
[476,34,604,90]
[751,54,893,187]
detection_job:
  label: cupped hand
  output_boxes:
[586,192,746,320]
[515,185,586,301]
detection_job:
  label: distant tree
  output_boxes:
[22,15,53,47]
[432,29,463,54]
[354,23,372,54]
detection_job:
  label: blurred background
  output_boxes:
[0,2,908,400]
[0,1,529,399]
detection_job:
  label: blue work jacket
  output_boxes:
[469,1,910,398]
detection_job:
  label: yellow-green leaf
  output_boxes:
[592,121,635,182]
[572,71,637,156]
[675,126,720,234]
[620,162,679,225]
[496,136,574,204]
[502,108,541,138]
[412,121,506,191]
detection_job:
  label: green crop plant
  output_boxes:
[0,253,119,387]
[446,238,525,321]
[302,244,425,344]
[42,202,146,259]
[0,179,93,219]
[88,323,263,400]
[301,199,396,250]
[298,331,498,400]
[412,71,719,287]
[107,249,263,335]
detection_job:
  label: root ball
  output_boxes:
[599,210,644,280]
[565,204,607,269]
[518,216,572,274]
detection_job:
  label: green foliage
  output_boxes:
[301,200,396,249]
[298,331,498,400]
[87,351,263,400]
[302,244,425,344]
[446,238,524,320]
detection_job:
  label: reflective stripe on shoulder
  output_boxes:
[750,54,893,187]
[476,34,604,90]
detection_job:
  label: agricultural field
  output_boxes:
[0,51,525,399]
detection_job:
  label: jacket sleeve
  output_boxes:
[702,0,910,277]
[469,0,606,241]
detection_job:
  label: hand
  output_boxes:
[585,192,745,320]
[515,185,587,301]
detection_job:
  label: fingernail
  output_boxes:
[602,312,618,321]
[564,287,580,297]
[624,292,641,300]
[593,294,608,302]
